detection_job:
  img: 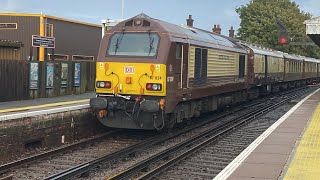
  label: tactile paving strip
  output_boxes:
[284,103,320,179]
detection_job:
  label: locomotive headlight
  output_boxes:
[152,84,158,90]
[146,83,162,91]
[100,82,105,87]
[96,81,111,88]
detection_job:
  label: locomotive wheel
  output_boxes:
[165,113,177,129]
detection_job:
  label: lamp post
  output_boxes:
[101,19,107,38]
[101,19,124,37]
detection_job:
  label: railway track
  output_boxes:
[0,86,315,179]
[0,130,156,180]
[106,87,315,180]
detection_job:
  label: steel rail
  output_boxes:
[0,130,119,174]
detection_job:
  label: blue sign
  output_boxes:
[74,63,80,87]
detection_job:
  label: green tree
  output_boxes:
[236,0,320,58]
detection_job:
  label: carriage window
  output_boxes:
[106,32,160,57]
[176,43,182,59]
[239,54,245,78]
[194,48,207,86]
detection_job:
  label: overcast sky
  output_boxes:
[0,0,319,35]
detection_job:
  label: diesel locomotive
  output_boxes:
[90,14,320,130]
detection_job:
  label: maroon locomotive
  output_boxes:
[90,14,319,130]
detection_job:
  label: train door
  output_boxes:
[264,55,268,82]
[175,43,188,90]
[302,60,305,79]
[181,43,188,89]
[174,43,182,90]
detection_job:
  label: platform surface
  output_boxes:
[283,102,320,179]
[0,92,95,120]
[214,88,320,180]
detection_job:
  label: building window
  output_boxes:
[48,54,68,61]
[46,23,54,37]
[72,55,94,61]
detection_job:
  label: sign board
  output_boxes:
[29,62,39,89]
[61,63,68,87]
[32,35,55,48]
[46,63,54,88]
[0,23,17,29]
[74,63,81,87]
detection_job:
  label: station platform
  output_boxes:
[214,88,320,180]
[0,92,95,121]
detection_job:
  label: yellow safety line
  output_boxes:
[283,103,320,179]
[0,99,89,113]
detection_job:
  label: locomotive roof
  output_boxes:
[120,14,247,54]
[304,56,320,63]
[240,43,284,58]
[283,53,304,61]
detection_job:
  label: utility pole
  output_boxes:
[122,0,124,20]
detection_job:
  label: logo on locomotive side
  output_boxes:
[124,66,134,74]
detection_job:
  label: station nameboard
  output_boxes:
[32,35,55,48]
[0,23,17,29]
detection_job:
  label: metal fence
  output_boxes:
[0,59,96,102]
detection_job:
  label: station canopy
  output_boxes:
[305,16,320,47]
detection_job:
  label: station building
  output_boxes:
[305,16,320,47]
[0,13,101,61]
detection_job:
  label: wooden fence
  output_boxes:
[0,59,96,102]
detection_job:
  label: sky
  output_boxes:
[1,0,320,35]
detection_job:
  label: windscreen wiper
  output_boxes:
[114,38,120,54]
[114,32,125,54]
[148,37,154,55]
